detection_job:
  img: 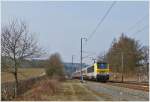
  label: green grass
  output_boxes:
[1,68,45,83]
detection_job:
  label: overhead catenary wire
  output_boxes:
[82,51,97,55]
[87,1,117,41]
[125,14,148,33]
[76,2,116,64]
[130,25,148,37]
[82,1,116,50]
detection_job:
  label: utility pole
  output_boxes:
[71,55,74,79]
[121,52,124,83]
[104,50,106,62]
[72,55,74,72]
[80,37,87,82]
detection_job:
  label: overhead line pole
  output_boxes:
[72,55,74,72]
[80,37,87,82]
[80,38,83,82]
[110,49,124,82]
[121,52,124,83]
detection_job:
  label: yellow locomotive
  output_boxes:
[72,62,109,82]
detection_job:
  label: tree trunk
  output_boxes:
[147,63,149,81]
[14,72,18,97]
[14,58,18,97]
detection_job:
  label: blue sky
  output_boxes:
[1,1,149,64]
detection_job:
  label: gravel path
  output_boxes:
[78,83,104,101]
[84,81,149,101]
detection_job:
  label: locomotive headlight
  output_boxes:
[105,72,109,75]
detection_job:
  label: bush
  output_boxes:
[14,77,60,101]
[1,76,46,101]
[45,53,65,79]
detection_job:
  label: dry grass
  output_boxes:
[109,72,146,82]
[72,84,97,101]
[14,77,60,101]
[14,79,100,101]
[1,68,45,83]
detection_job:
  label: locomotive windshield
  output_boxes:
[98,63,107,69]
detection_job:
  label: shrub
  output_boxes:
[45,53,65,79]
[14,77,60,101]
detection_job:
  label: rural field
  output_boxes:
[1,68,46,83]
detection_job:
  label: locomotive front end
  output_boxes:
[96,62,109,82]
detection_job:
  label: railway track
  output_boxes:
[108,80,148,85]
[106,80,149,92]
[78,79,149,92]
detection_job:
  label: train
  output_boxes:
[72,62,110,82]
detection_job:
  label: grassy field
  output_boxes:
[1,68,46,83]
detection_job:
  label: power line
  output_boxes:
[81,1,116,53]
[82,51,97,55]
[125,14,148,33]
[130,25,148,37]
[87,1,116,41]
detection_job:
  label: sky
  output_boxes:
[1,1,149,64]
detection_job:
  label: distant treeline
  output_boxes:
[1,56,46,69]
[1,56,87,75]
[21,59,47,68]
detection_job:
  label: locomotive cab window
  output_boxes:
[98,63,107,69]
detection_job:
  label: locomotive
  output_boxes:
[72,62,109,82]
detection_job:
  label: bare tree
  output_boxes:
[105,34,143,76]
[141,46,149,64]
[141,46,149,79]
[1,19,43,97]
